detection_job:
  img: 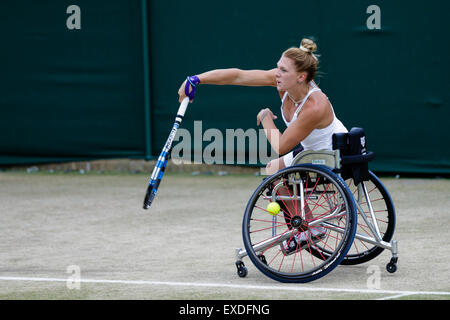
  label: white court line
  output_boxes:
[377,293,415,300]
[1,276,450,298]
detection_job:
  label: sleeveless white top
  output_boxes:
[280,83,347,151]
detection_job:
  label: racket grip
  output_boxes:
[177,97,190,117]
[143,184,157,209]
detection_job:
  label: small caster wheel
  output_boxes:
[236,261,248,278]
[386,257,398,273]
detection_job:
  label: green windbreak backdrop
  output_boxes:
[1,1,449,174]
[0,1,147,164]
[148,0,449,174]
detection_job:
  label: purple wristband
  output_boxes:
[185,75,201,100]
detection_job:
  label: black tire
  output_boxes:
[242,164,357,283]
[386,262,397,273]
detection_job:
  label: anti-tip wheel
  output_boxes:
[386,258,398,273]
[236,261,248,278]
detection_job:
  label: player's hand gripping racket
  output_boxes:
[142,97,189,209]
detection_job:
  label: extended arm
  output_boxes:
[178,68,277,102]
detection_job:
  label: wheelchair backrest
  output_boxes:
[332,127,374,184]
[332,127,367,158]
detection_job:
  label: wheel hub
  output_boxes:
[290,215,308,231]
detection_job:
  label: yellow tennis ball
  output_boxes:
[266,202,280,216]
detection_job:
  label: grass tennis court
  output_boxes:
[0,170,449,300]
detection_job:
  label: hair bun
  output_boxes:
[299,38,317,54]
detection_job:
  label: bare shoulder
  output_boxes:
[303,91,329,113]
[299,91,332,125]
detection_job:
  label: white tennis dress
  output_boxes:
[280,82,348,167]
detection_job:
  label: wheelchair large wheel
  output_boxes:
[242,164,357,283]
[340,171,396,265]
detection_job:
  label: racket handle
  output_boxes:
[177,97,190,117]
[143,183,157,209]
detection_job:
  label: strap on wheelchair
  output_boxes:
[340,151,374,164]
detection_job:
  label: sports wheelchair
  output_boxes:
[235,127,398,283]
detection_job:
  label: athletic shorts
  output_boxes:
[282,145,304,167]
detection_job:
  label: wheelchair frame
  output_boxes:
[235,148,398,281]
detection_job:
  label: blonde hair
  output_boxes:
[282,38,319,82]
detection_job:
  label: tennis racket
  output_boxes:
[143,97,190,209]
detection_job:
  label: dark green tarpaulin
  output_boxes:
[0,1,147,164]
[1,1,449,173]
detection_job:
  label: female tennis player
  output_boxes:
[178,38,347,254]
[178,38,348,175]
